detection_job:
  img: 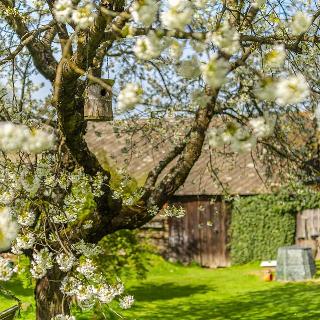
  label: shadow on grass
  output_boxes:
[129,282,320,320]
[0,278,33,298]
[129,282,211,302]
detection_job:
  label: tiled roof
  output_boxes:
[85,120,281,196]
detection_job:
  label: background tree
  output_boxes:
[0,0,319,319]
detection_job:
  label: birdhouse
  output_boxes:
[84,79,114,121]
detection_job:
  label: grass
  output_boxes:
[1,256,320,319]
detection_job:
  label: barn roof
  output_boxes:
[85,120,285,196]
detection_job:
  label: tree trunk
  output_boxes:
[35,265,69,320]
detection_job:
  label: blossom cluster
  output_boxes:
[208,116,275,153]
[56,252,76,272]
[0,208,18,251]
[264,44,286,68]
[201,55,229,89]
[60,271,133,311]
[119,295,135,309]
[134,31,162,60]
[256,74,309,105]
[161,0,194,31]
[0,122,55,154]
[208,22,240,55]
[12,232,36,254]
[290,12,312,35]
[54,0,95,29]
[31,248,54,279]
[130,0,158,26]
[0,257,17,281]
[161,205,186,218]
[118,83,143,112]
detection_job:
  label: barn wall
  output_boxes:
[142,198,320,267]
[167,196,231,268]
[141,196,232,268]
[296,208,320,259]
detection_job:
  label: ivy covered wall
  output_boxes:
[230,188,320,265]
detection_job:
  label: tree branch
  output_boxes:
[0,23,53,66]
[0,0,58,80]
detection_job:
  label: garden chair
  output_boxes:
[0,305,19,320]
[0,285,21,320]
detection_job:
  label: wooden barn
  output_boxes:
[85,120,319,268]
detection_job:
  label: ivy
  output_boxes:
[229,186,320,265]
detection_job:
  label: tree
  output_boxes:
[0,0,318,318]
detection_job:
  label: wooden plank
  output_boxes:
[167,197,231,268]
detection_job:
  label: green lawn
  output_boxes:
[2,257,320,319]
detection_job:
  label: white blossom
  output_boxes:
[177,56,201,79]
[208,22,240,55]
[76,259,96,279]
[0,208,18,252]
[54,0,73,23]
[96,284,117,303]
[15,232,35,250]
[168,40,184,61]
[161,205,185,218]
[26,130,55,153]
[72,240,103,258]
[208,128,224,148]
[61,276,82,296]
[117,83,143,112]
[17,210,36,227]
[119,295,134,309]
[51,315,76,320]
[230,136,256,153]
[290,12,312,35]
[161,0,194,31]
[130,0,158,26]
[0,257,17,281]
[276,74,309,105]
[201,55,229,89]
[254,78,277,101]
[264,44,286,68]
[114,280,125,296]
[252,0,265,8]
[134,31,162,60]
[31,248,53,279]
[194,0,208,8]
[53,207,77,224]
[0,192,14,206]
[72,2,95,29]
[191,89,211,108]
[208,123,257,153]
[0,122,55,154]
[83,220,93,229]
[56,253,76,272]
[190,40,206,53]
[249,116,275,138]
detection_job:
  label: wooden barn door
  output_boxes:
[168,197,231,268]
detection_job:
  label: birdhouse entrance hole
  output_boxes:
[84,79,114,121]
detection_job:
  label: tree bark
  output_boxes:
[35,265,69,320]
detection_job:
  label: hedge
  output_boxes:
[230,188,320,264]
